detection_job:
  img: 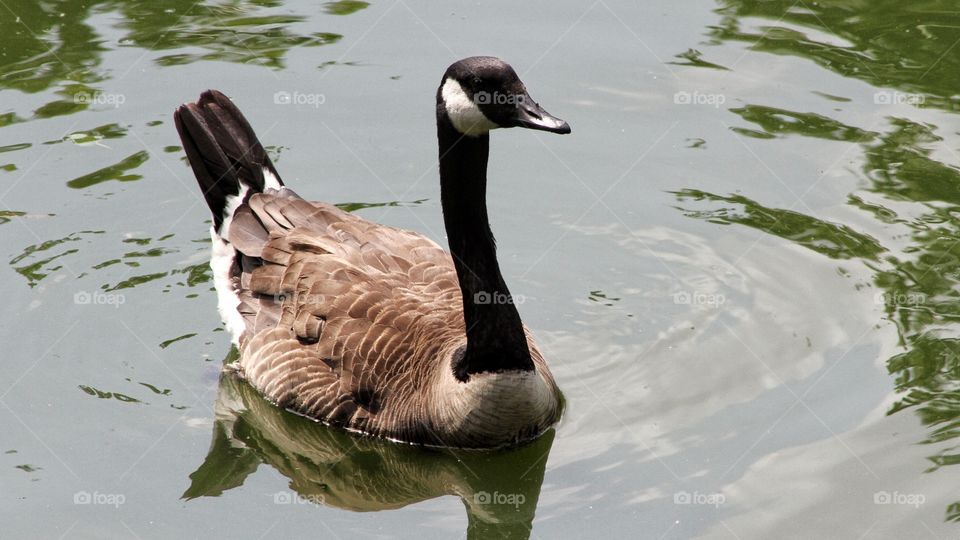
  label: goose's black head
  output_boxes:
[437,56,571,137]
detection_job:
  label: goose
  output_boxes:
[173,56,571,448]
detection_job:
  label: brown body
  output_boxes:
[227,192,561,447]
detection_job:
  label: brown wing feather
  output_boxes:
[227,189,467,441]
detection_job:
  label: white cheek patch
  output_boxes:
[441,78,499,136]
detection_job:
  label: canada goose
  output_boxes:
[173,56,570,448]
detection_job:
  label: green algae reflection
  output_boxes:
[671,0,960,521]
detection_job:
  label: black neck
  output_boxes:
[437,114,534,381]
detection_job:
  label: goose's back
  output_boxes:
[226,190,469,441]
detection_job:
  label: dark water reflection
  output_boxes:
[187,369,554,540]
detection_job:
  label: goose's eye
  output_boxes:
[471,77,482,88]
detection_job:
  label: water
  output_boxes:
[2,1,959,538]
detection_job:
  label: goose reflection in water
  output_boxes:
[184,371,556,539]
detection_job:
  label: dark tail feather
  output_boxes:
[173,90,282,232]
